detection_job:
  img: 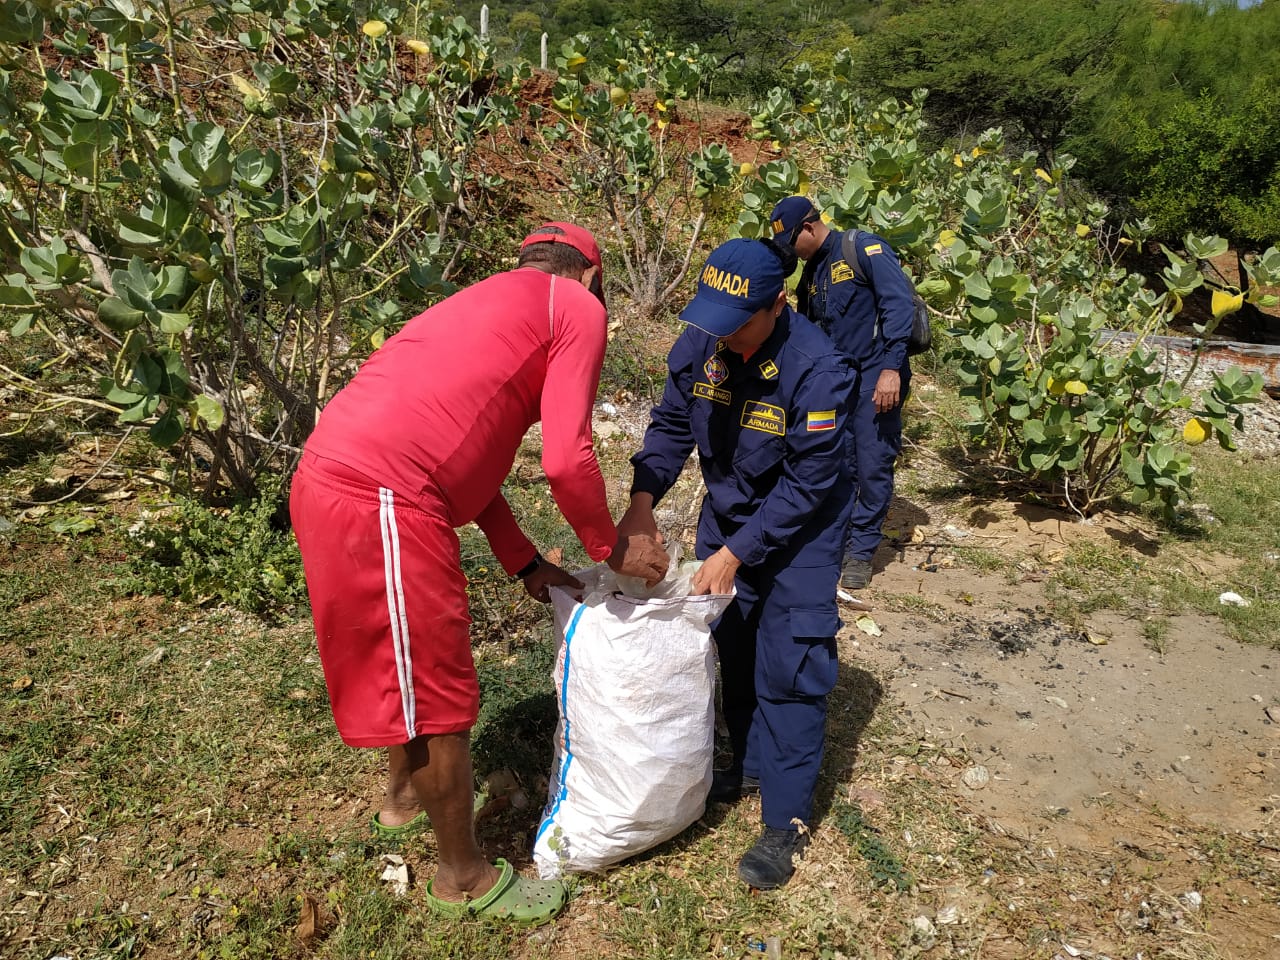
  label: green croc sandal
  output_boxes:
[371,810,429,839]
[425,858,567,926]
[371,792,487,840]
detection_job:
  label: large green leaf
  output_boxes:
[0,0,44,42]
[98,297,145,332]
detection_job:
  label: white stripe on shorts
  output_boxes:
[379,487,416,739]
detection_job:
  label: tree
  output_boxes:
[508,10,543,57]
[852,0,1140,163]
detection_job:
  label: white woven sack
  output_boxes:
[533,563,732,878]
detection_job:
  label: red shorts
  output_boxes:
[289,452,478,746]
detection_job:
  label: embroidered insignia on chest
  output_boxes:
[704,354,728,385]
[693,382,731,405]
[830,260,855,284]
[864,243,883,256]
[758,359,779,380]
[740,401,786,436]
[807,410,837,432]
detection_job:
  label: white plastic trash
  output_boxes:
[533,544,733,877]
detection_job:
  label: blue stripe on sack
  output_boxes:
[535,601,587,844]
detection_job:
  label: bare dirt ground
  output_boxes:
[852,506,1279,840]
[831,512,1280,959]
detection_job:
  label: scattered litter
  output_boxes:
[854,615,882,637]
[600,402,619,417]
[836,588,872,610]
[1085,632,1109,646]
[137,647,167,668]
[961,766,990,790]
[941,524,970,540]
[1179,891,1203,911]
[1218,591,1251,607]
[1061,944,1083,958]
[911,915,937,946]
[11,675,32,691]
[0,516,15,534]
[1045,696,1070,711]
[378,853,410,896]
[911,526,926,544]
[935,904,961,925]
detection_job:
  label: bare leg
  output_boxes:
[405,732,499,901]
[379,745,423,827]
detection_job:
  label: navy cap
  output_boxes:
[680,238,786,337]
[769,196,819,243]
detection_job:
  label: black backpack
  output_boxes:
[840,229,932,356]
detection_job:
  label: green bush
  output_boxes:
[126,476,306,617]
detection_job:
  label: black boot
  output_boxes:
[737,826,809,889]
[708,770,760,804]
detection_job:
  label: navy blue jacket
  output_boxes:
[631,307,855,568]
[797,229,914,378]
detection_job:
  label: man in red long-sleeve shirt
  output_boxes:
[290,223,668,923]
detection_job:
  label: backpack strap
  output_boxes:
[839,228,873,282]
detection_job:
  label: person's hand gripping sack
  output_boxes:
[609,493,668,586]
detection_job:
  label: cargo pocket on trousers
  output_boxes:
[786,605,840,699]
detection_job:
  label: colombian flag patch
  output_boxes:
[807,410,837,432]
[864,243,883,256]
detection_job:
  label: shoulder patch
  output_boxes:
[741,401,786,436]
[807,410,837,432]
[758,359,779,380]
[863,243,883,256]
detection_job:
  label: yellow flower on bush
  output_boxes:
[1064,380,1088,395]
[1046,377,1066,396]
[405,39,429,55]
[362,20,387,38]
[1183,417,1209,445]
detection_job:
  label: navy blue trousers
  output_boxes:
[699,499,848,829]
[845,373,909,561]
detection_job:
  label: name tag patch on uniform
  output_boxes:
[704,355,728,385]
[741,401,786,436]
[864,243,883,256]
[694,382,731,405]
[807,410,837,432]
[758,359,779,380]
[830,260,855,284]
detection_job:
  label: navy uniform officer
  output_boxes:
[770,196,915,591]
[616,237,856,889]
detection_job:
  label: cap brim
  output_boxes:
[679,296,754,338]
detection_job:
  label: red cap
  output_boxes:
[520,222,606,307]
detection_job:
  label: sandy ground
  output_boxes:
[847,547,1279,841]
